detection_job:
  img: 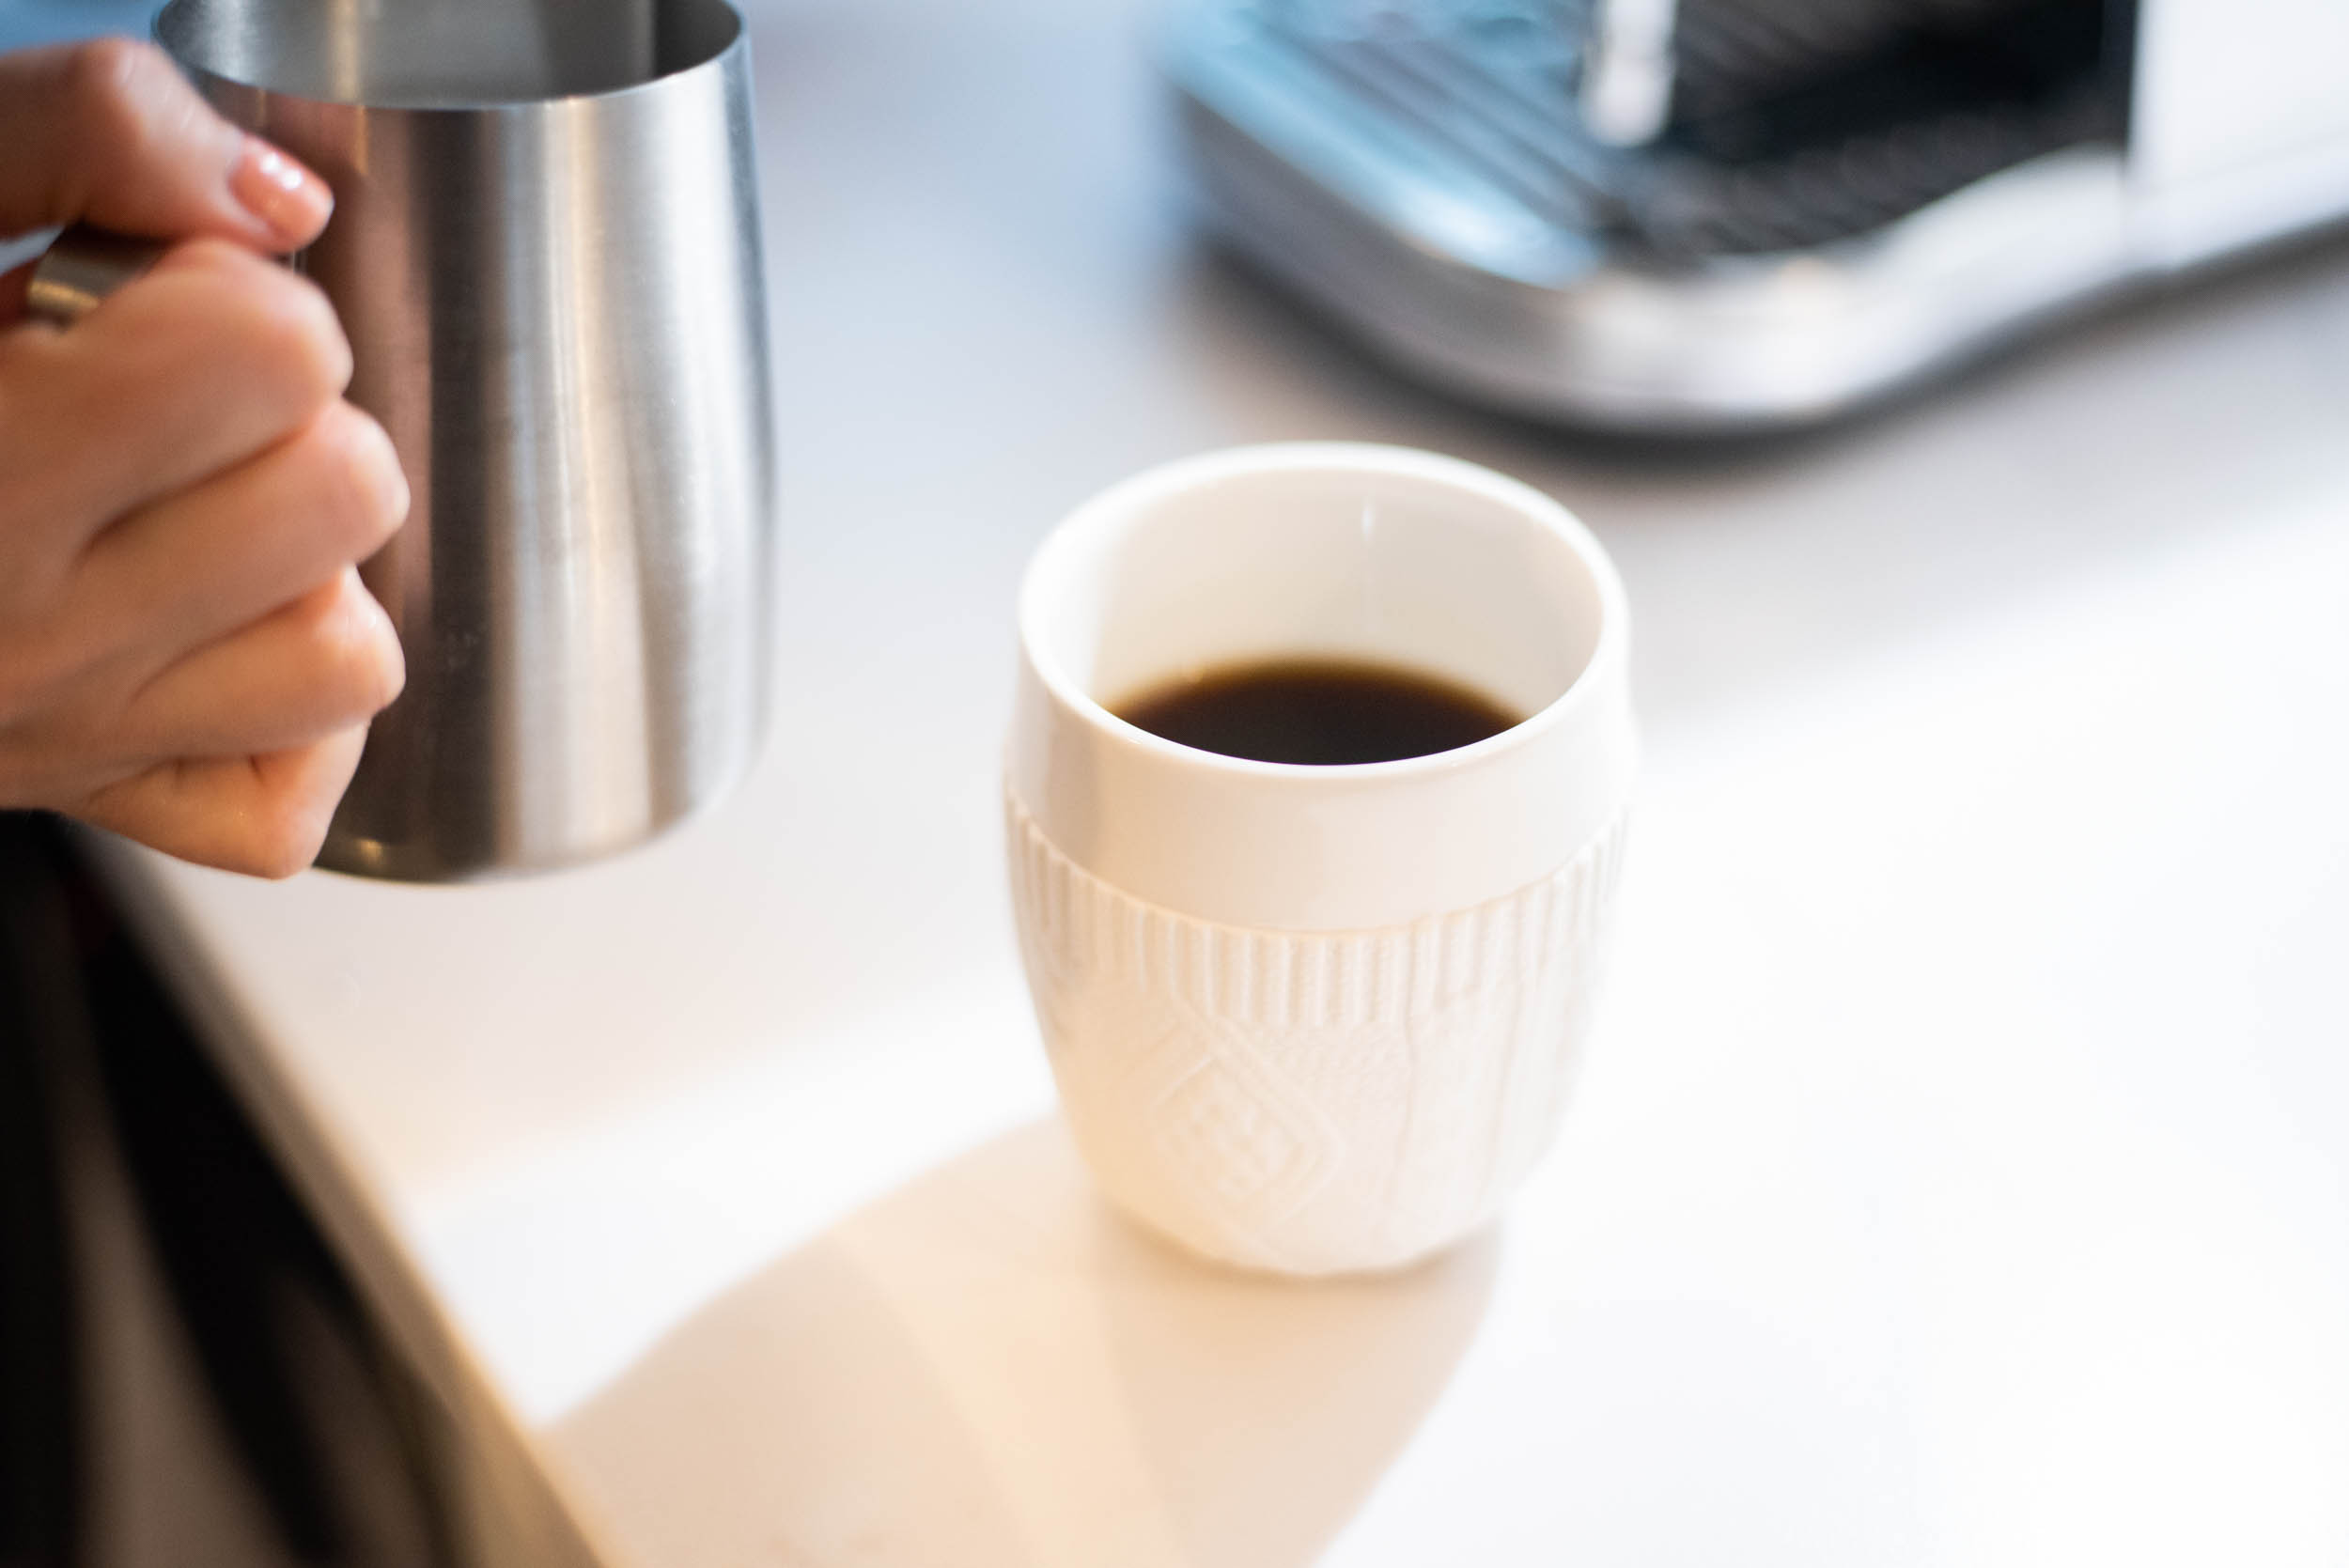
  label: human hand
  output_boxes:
[0,39,408,877]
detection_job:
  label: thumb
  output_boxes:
[0,38,332,255]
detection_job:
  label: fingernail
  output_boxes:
[230,139,334,244]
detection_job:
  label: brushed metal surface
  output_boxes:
[153,0,776,879]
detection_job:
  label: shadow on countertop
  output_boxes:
[555,1119,1497,1568]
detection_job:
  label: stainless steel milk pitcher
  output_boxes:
[50,0,779,879]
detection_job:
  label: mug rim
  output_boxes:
[1019,442,1630,784]
[154,0,745,113]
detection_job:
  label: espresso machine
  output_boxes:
[1167,0,2349,428]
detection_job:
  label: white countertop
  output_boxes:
[94,0,2349,1563]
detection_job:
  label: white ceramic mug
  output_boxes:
[1006,443,1635,1274]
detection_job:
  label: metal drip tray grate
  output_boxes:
[1166,0,2158,427]
[1229,0,2118,256]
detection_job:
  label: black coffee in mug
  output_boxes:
[1115,658,1519,766]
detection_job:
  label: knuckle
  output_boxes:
[170,249,350,406]
[302,404,410,553]
[63,38,157,141]
[58,39,185,192]
[144,244,351,416]
[235,267,353,406]
[303,570,405,718]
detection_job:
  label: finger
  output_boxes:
[74,723,367,878]
[117,567,404,762]
[0,39,331,253]
[0,239,351,544]
[73,401,408,660]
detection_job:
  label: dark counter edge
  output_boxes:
[71,825,620,1568]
